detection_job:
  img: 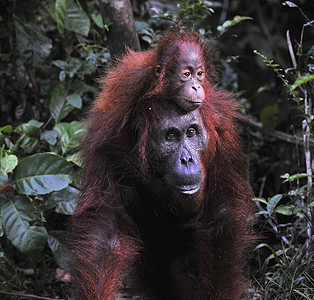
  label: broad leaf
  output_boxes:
[267,194,283,216]
[59,121,85,154]
[13,16,52,66]
[64,0,90,36]
[49,83,74,123]
[0,125,13,134]
[47,187,78,215]
[66,94,82,109]
[72,79,98,95]
[15,121,42,138]
[91,13,103,29]
[66,152,82,167]
[52,60,68,70]
[1,195,47,253]
[0,154,18,175]
[290,74,314,91]
[41,130,58,146]
[275,205,294,215]
[48,231,70,270]
[55,0,67,35]
[11,153,73,195]
[15,120,43,153]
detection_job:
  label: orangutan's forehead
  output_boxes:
[178,42,203,65]
[160,109,202,129]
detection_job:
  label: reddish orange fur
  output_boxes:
[68,31,255,300]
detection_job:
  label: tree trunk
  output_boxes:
[99,0,141,60]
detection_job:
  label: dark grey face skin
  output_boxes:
[150,108,208,198]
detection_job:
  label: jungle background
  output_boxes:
[0,0,313,299]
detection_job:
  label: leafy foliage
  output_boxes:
[0,0,313,298]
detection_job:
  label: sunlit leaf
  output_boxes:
[0,125,13,134]
[290,74,314,91]
[281,173,309,183]
[282,1,298,8]
[253,197,268,204]
[54,121,85,154]
[0,154,18,175]
[275,205,294,215]
[11,153,74,195]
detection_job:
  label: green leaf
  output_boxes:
[0,154,18,175]
[1,195,48,253]
[47,187,78,215]
[275,205,294,215]
[0,125,13,134]
[13,16,52,67]
[48,231,70,270]
[41,130,58,146]
[260,105,279,129]
[49,83,74,123]
[65,57,82,75]
[217,15,252,33]
[14,122,43,153]
[72,79,98,95]
[19,137,40,153]
[233,15,253,23]
[55,0,67,35]
[66,152,82,167]
[54,122,85,154]
[66,94,82,109]
[267,194,283,216]
[64,0,90,36]
[53,123,68,138]
[11,153,74,195]
[281,172,310,183]
[290,74,314,91]
[253,197,268,204]
[91,13,103,28]
[15,121,42,138]
[60,121,85,154]
[52,60,68,70]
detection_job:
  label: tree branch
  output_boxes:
[245,117,314,149]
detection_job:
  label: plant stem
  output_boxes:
[302,89,313,250]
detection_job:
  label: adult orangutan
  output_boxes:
[68,31,254,299]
